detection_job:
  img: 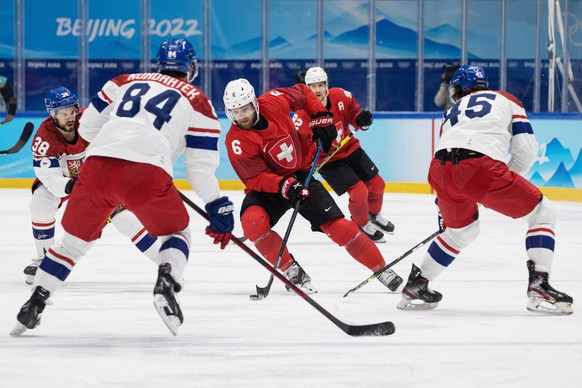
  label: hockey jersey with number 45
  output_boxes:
[438,90,538,175]
[31,113,89,198]
[79,72,222,203]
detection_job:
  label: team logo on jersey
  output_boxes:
[267,135,297,169]
[67,158,84,178]
[40,158,51,168]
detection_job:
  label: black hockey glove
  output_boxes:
[279,176,311,203]
[64,178,76,195]
[205,196,235,249]
[355,110,373,130]
[435,198,446,232]
[310,112,336,153]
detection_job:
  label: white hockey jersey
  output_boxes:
[438,90,538,175]
[79,72,222,203]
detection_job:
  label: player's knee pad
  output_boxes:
[346,181,368,202]
[523,196,555,229]
[241,206,271,241]
[57,231,96,259]
[442,220,480,251]
[364,174,385,196]
[29,187,60,222]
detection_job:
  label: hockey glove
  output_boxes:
[205,196,235,249]
[435,198,446,232]
[355,110,373,130]
[310,112,337,153]
[64,178,76,195]
[279,176,311,203]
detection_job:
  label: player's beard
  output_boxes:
[236,112,257,130]
[57,119,76,133]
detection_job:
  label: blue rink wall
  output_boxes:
[1,112,581,202]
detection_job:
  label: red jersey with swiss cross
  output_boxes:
[225,83,327,193]
[293,87,362,164]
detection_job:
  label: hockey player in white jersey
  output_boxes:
[11,38,234,336]
[397,65,573,315]
[24,86,161,285]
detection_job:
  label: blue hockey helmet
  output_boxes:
[157,38,198,82]
[44,86,78,114]
[449,65,489,96]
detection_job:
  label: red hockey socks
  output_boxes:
[241,205,293,270]
[346,181,369,226]
[321,218,385,272]
[365,175,385,215]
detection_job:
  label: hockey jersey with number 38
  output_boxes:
[438,90,538,175]
[79,72,222,203]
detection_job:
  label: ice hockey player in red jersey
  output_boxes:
[11,39,234,337]
[223,78,403,294]
[293,66,395,243]
[397,65,573,315]
[24,86,161,285]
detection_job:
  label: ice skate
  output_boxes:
[153,263,183,336]
[284,261,317,294]
[369,213,395,235]
[526,260,573,315]
[10,286,51,336]
[359,221,386,243]
[23,257,43,285]
[377,269,403,292]
[397,264,442,310]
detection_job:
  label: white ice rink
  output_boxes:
[0,188,580,387]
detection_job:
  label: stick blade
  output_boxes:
[249,285,269,300]
[344,321,395,337]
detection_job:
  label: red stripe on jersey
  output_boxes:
[512,114,528,120]
[437,235,460,255]
[188,127,220,135]
[131,227,147,243]
[498,91,524,108]
[528,227,555,236]
[99,90,113,104]
[32,221,55,228]
[48,248,75,267]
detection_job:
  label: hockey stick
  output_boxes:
[343,230,442,298]
[250,141,323,300]
[0,122,35,155]
[179,191,395,336]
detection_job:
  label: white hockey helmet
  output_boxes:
[223,78,259,123]
[304,66,328,85]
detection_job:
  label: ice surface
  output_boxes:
[1,189,580,387]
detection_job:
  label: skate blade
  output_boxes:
[527,297,573,316]
[153,295,182,336]
[396,296,439,310]
[372,238,387,244]
[10,322,28,336]
[286,281,318,294]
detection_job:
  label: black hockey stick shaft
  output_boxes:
[343,229,442,298]
[0,122,34,155]
[179,191,395,336]
[253,141,323,299]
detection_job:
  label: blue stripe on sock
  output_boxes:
[33,227,55,240]
[526,235,555,251]
[38,257,71,281]
[427,241,456,267]
[135,234,157,253]
[160,236,189,260]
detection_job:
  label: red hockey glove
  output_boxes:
[279,176,311,203]
[205,226,232,250]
